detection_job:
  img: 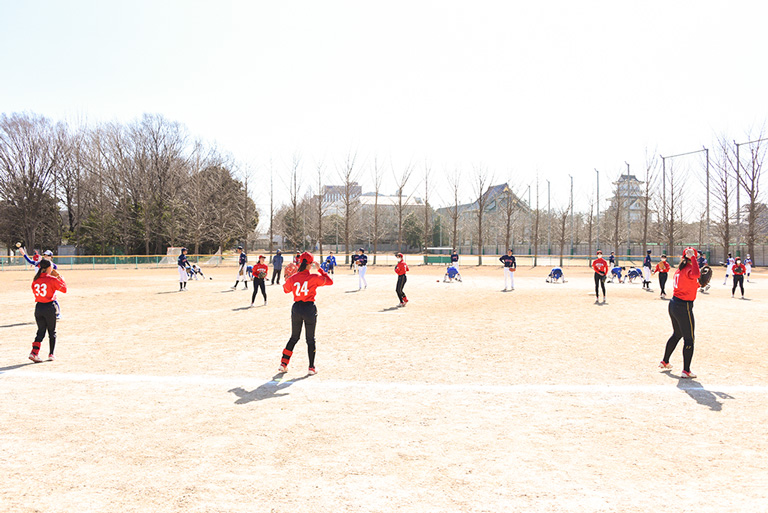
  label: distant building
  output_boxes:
[608,174,646,222]
[435,182,530,220]
[321,183,362,203]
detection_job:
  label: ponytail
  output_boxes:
[34,259,51,281]
[298,258,309,272]
[678,257,689,270]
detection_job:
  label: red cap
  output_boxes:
[299,251,314,265]
[258,255,265,259]
[396,253,403,258]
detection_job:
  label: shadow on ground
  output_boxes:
[228,374,312,404]
[663,371,735,411]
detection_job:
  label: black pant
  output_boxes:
[33,302,57,355]
[594,273,606,297]
[282,302,317,368]
[251,278,267,303]
[658,272,668,295]
[663,297,695,372]
[732,275,744,295]
[271,268,282,284]
[396,274,407,302]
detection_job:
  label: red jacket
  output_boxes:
[592,258,608,276]
[32,274,67,303]
[395,261,409,275]
[673,257,701,301]
[283,269,333,302]
[653,261,671,274]
[253,263,268,278]
[732,263,746,276]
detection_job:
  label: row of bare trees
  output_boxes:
[0,112,257,254]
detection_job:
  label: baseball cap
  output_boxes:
[258,255,265,259]
[299,251,314,264]
[237,245,243,250]
[43,250,53,256]
[396,252,403,258]
[682,247,697,259]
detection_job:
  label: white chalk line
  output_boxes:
[2,370,768,394]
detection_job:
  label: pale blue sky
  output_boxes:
[2,1,766,213]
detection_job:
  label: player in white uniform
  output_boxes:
[722,252,735,285]
[745,254,753,282]
[177,248,190,291]
[232,246,248,290]
[357,248,368,290]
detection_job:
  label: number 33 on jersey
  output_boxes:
[31,274,67,302]
[283,267,333,302]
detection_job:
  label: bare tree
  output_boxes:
[533,176,541,267]
[501,182,518,250]
[285,155,302,250]
[447,169,461,251]
[585,195,595,257]
[315,159,331,259]
[0,112,67,250]
[393,162,415,253]
[371,156,384,264]
[423,162,431,254]
[641,150,658,254]
[736,133,766,259]
[338,152,361,262]
[473,167,491,264]
[556,201,571,267]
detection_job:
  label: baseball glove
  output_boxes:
[258,271,267,279]
[698,266,712,287]
[284,263,298,279]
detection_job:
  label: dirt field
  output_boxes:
[2,263,767,512]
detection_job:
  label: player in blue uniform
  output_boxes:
[546,267,564,283]
[178,248,190,291]
[451,250,459,272]
[443,265,461,283]
[499,249,516,291]
[642,250,653,290]
[232,246,248,290]
[609,251,616,266]
[357,248,368,289]
[325,251,337,275]
[609,266,625,283]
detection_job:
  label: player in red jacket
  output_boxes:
[731,257,746,299]
[659,247,701,378]
[394,253,409,307]
[592,250,609,302]
[251,255,269,306]
[278,252,333,375]
[652,254,672,299]
[29,259,67,363]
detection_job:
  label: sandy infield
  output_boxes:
[1,262,767,512]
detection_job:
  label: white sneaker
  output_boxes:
[277,364,287,373]
[308,367,317,375]
[264,300,267,306]
[680,370,697,379]
[659,360,672,370]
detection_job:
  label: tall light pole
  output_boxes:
[526,184,531,255]
[704,146,710,256]
[734,140,741,253]
[595,169,600,252]
[547,179,551,255]
[733,136,768,257]
[661,148,710,255]
[569,175,574,256]
[625,161,631,256]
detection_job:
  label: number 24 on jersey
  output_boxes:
[293,281,309,296]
